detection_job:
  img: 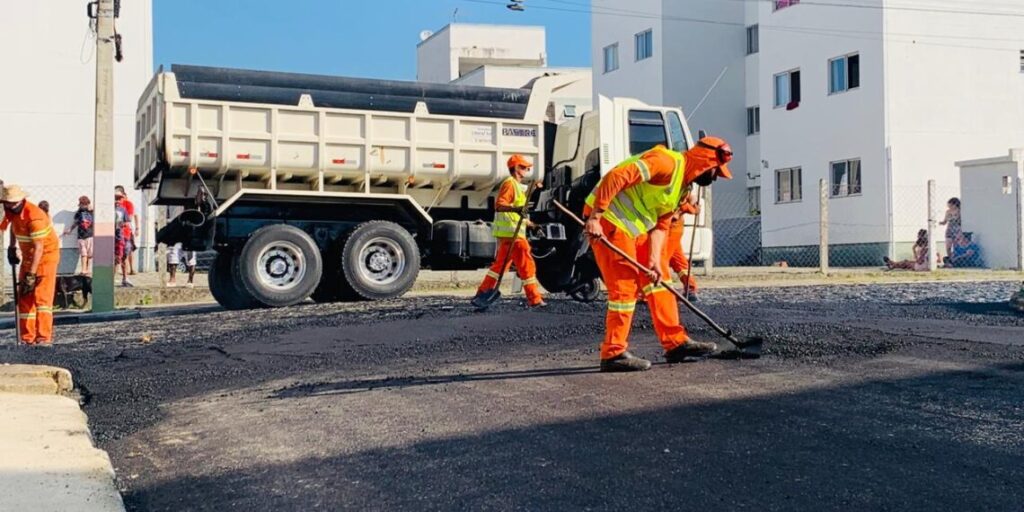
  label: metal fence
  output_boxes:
[708,178,1024,273]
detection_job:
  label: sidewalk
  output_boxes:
[0,364,124,512]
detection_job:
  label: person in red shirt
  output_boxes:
[115,185,138,275]
[2,185,60,344]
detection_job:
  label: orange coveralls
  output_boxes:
[585,150,689,360]
[663,203,699,294]
[2,201,60,343]
[476,179,544,305]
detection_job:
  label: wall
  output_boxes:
[659,0,749,222]
[0,1,153,268]
[957,153,1023,269]
[758,1,887,252]
[590,0,664,105]
[885,3,1024,244]
[416,27,454,83]
[417,24,546,83]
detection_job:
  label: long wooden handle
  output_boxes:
[552,200,733,338]
[684,188,703,300]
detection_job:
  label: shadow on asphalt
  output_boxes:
[934,302,1021,316]
[271,365,602,397]
[124,362,1024,512]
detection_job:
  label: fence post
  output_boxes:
[704,187,714,277]
[819,179,829,274]
[1017,173,1024,271]
[927,179,938,272]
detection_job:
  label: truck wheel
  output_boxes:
[237,224,322,307]
[340,221,419,300]
[569,277,602,303]
[208,251,261,310]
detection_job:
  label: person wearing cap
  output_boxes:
[583,137,734,372]
[1,185,60,345]
[472,154,546,307]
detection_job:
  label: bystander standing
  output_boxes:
[62,196,94,275]
[166,243,196,288]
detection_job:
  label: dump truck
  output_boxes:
[135,65,710,309]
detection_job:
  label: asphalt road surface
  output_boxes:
[2,282,1022,511]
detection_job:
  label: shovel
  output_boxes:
[553,200,762,359]
[472,182,537,311]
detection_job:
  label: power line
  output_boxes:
[467,0,1024,52]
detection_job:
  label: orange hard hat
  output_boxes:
[694,136,733,180]
[507,154,534,170]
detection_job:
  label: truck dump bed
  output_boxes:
[136,65,547,204]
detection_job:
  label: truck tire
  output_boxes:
[208,251,261,310]
[237,224,323,307]
[340,221,419,300]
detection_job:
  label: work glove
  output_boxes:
[7,246,19,266]
[19,273,37,295]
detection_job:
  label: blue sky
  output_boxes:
[153,0,592,80]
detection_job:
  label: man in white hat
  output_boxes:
[1,184,59,345]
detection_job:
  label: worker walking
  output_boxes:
[473,155,546,307]
[2,185,60,345]
[583,137,733,372]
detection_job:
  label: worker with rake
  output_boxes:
[583,137,733,372]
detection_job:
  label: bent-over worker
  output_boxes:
[473,154,546,307]
[2,185,60,345]
[583,137,733,372]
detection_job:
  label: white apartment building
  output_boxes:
[594,0,1024,265]
[418,24,593,124]
[0,1,154,270]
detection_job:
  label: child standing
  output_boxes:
[62,196,94,275]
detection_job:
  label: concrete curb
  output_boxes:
[0,364,73,395]
[0,366,125,511]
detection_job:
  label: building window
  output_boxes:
[563,104,577,118]
[746,106,760,135]
[1019,50,1024,72]
[774,69,801,108]
[829,53,860,94]
[603,44,619,73]
[748,186,761,215]
[774,0,800,11]
[775,167,802,203]
[635,30,654,61]
[746,25,759,55]
[831,158,862,197]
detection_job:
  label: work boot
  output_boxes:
[600,351,652,372]
[528,300,548,309]
[664,340,717,363]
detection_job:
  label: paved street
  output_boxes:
[1,281,1022,511]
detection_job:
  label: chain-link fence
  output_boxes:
[708,177,1024,273]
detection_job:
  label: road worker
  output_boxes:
[663,192,701,298]
[2,185,60,345]
[472,154,546,307]
[583,137,733,372]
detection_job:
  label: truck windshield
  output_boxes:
[666,111,688,151]
[628,110,668,156]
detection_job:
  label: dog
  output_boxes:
[54,275,92,309]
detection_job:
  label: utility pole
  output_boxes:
[91,0,116,312]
